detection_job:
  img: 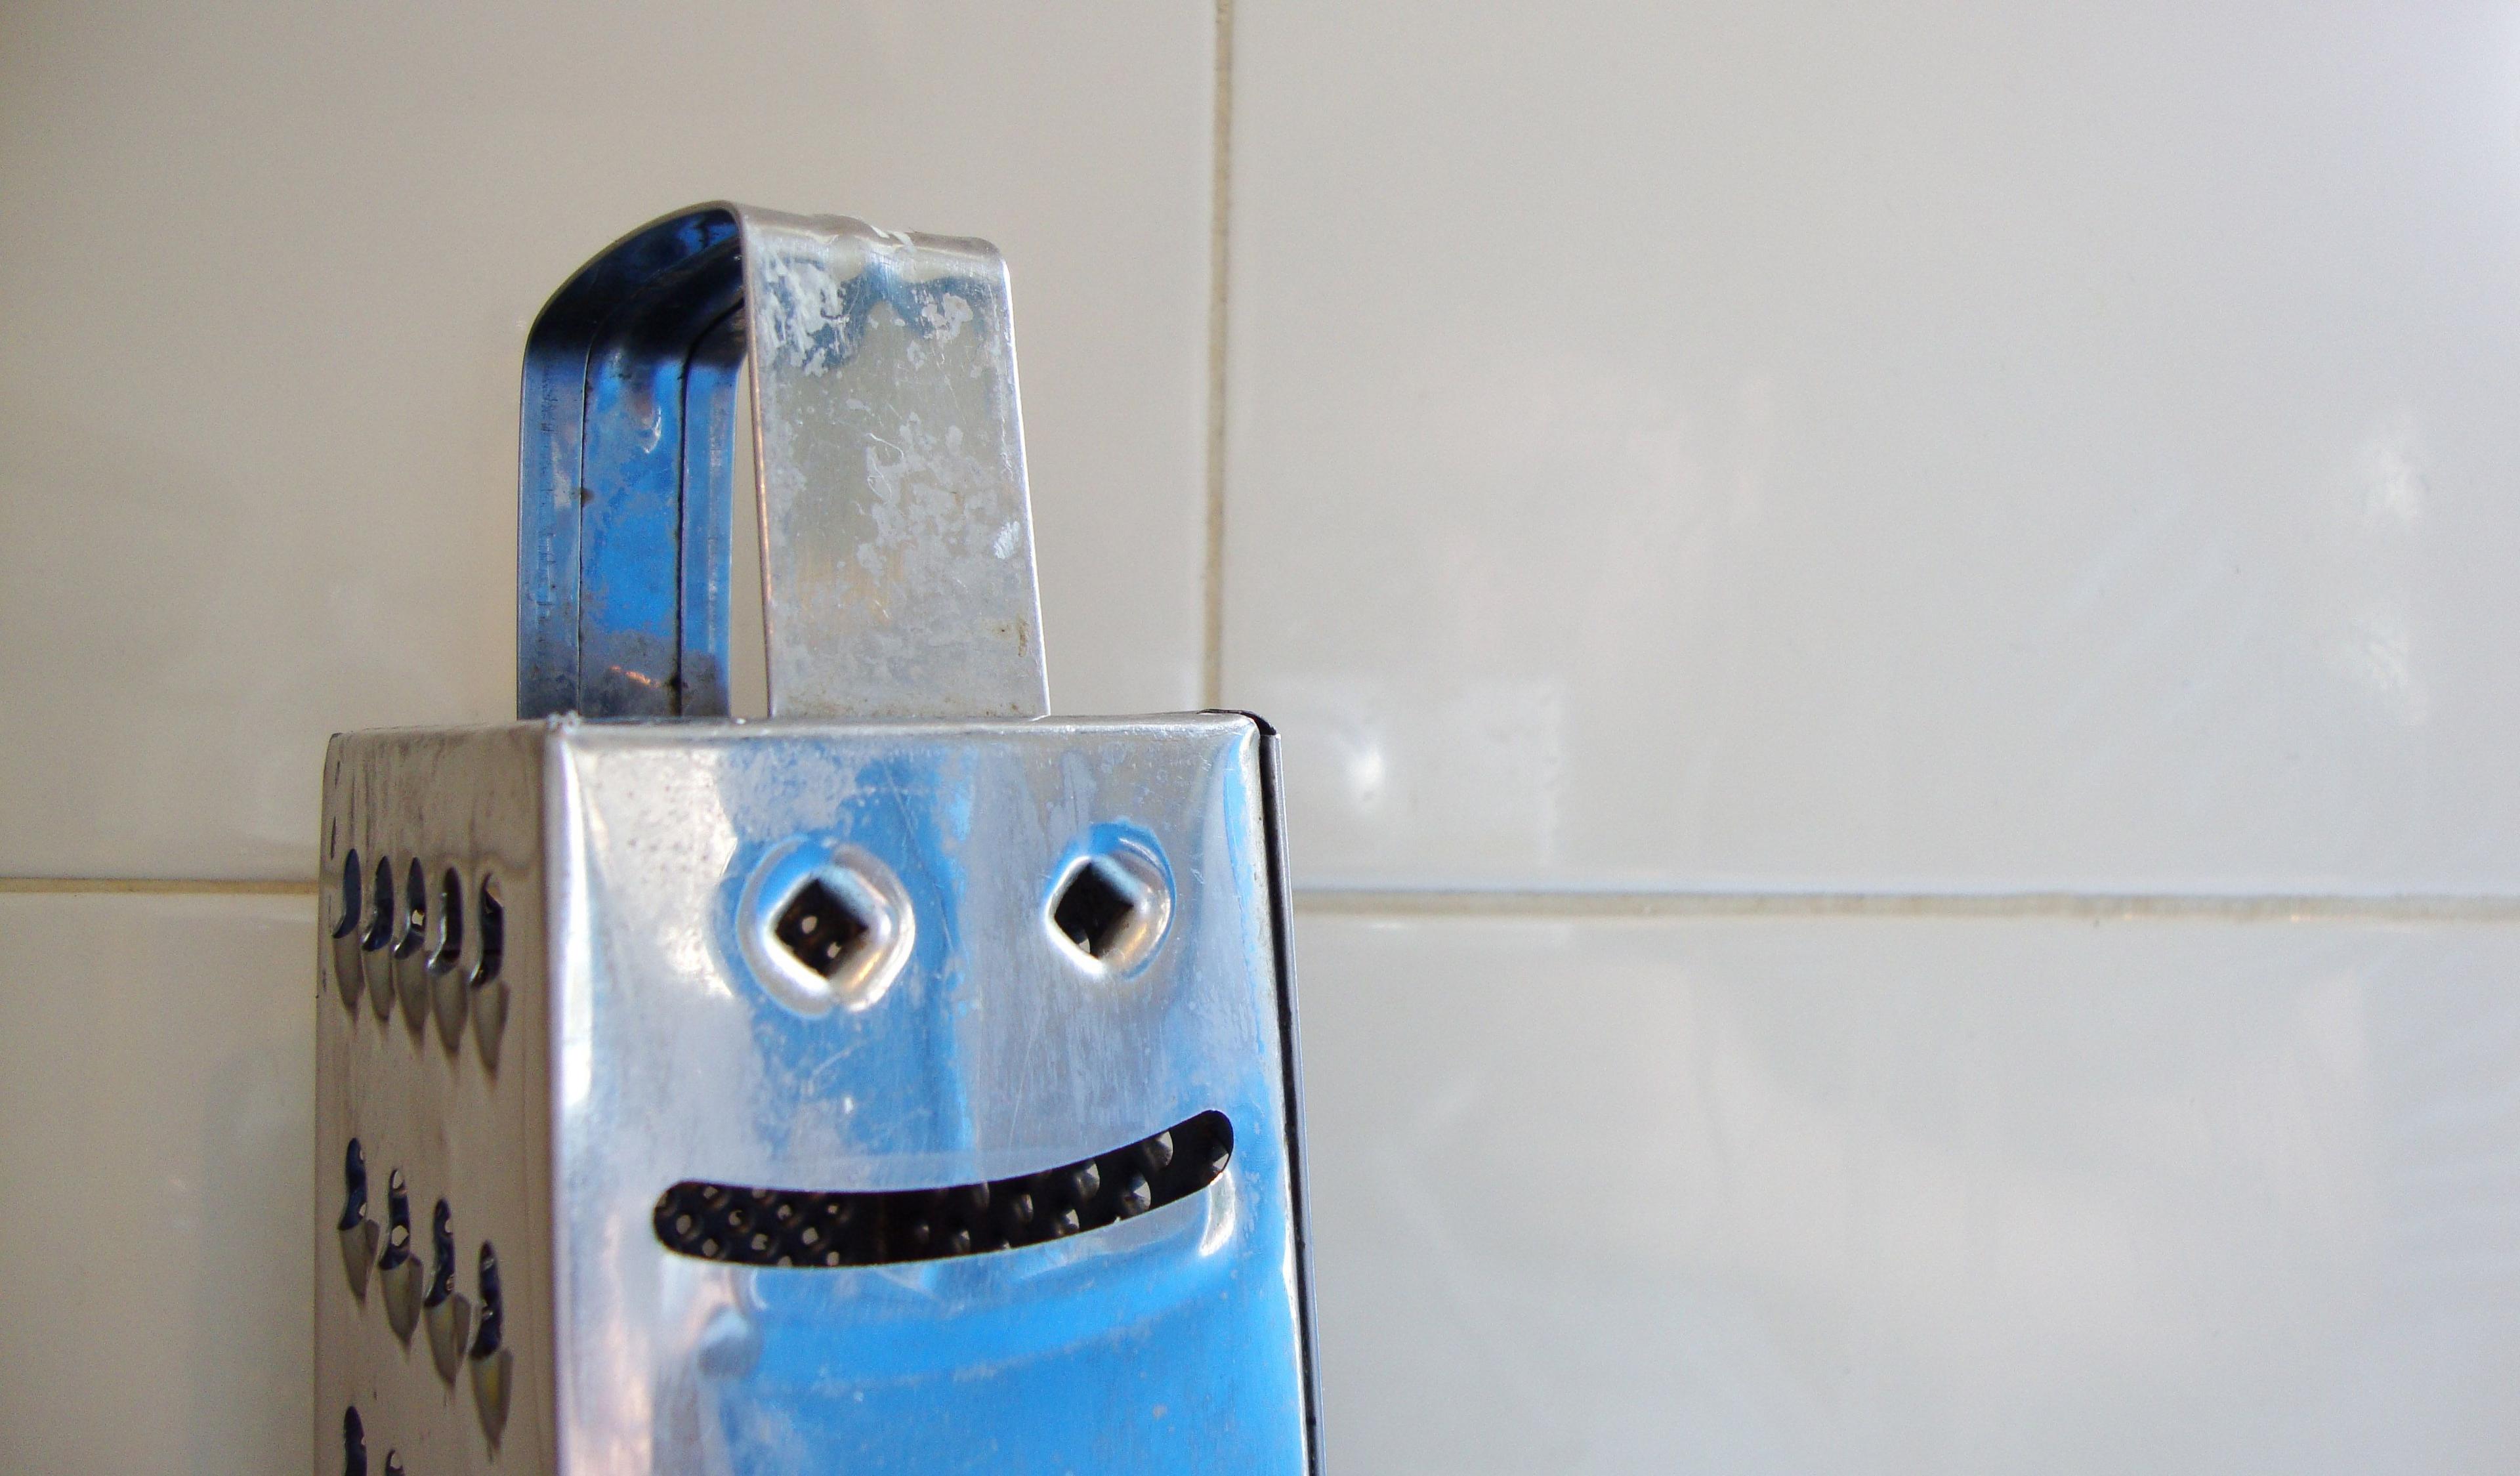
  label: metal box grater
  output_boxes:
[316,204,1320,1475]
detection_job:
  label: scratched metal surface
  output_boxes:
[516,205,1048,726]
[318,725,558,1475]
[548,713,1311,1474]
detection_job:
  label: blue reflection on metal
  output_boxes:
[715,1177,1308,1473]
[712,750,978,1155]
[555,719,1316,1473]
[520,207,742,719]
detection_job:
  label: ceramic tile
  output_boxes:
[0,0,1213,880]
[1295,911,2520,1474]
[0,892,315,1473]
[1225,2,2520,890]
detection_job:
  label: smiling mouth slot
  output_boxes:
[652,1110,1233,1267]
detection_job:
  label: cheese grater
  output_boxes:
[316,203,1320,1475]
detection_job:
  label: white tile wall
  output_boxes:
[1297,913,2520,1474]
[7,1,2517,1471]
[0,893,314,1475]
[1224,0,2520,893]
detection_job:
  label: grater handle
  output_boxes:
[516,203,1051,722]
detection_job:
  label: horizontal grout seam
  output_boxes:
[1293,888,2520,923]
[6,877,2519,923]
[0,877,316,896]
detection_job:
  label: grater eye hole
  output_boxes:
[774,878,870,979]
[333,851,362,940]
[341,1406,366,1476]
[738,842,914,1017]
[392,860,426,960]
[427,868,464,975]
[1053,860,1135,959]
[1045,833,1172,975]
[361,858,394,952]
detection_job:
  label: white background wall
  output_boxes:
[7,2,2519,1470]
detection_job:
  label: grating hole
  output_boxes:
[383,1453,404,1476]
[1053,860,1137,959]
[333,851,362,940]
[379,1171,412,1271]
[654,1110,1232,1268]
[361,858,395,952]
[774,877,870,979]
[471,877,504,986]
[425,1200,456,1307]
[470,1243,503,1358]
[427,868,463,975]
[342,1407,366,1476]
[338,1140,369,1232]
[391,860,425,961]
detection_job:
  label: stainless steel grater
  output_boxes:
[316,203,1320,1475]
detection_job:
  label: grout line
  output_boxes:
[0,876,316,897]
[1199,0,1236,711]
[8,874,2511,925]
[1293,887,2520,924]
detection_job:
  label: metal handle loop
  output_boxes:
[517,202,1049,721]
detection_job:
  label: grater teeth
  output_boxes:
[466,1242,512,1441]
[331,850,367,1015]
[375,1170,419,1343]
[471,1346,513,1450]
[425,1292,472,1387]
[338,1219,379,1303]
[335,1140,377,1301]
[321,829,542,1460]
[392,858,430,1037]
[421,1200,472,1383]
[423,1201,456,1305]
[377,1259,419,1344]
[362,856,396,1023]
[650,1110,1234,1268]
[469,876,507,1071]
[427,866,469,1053]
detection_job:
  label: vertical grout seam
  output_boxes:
[1200,0,1236,709]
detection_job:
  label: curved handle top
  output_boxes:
[517,202,1049,722]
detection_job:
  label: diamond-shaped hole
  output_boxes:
[1053,860,1140,961]
[775,878,871,979]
